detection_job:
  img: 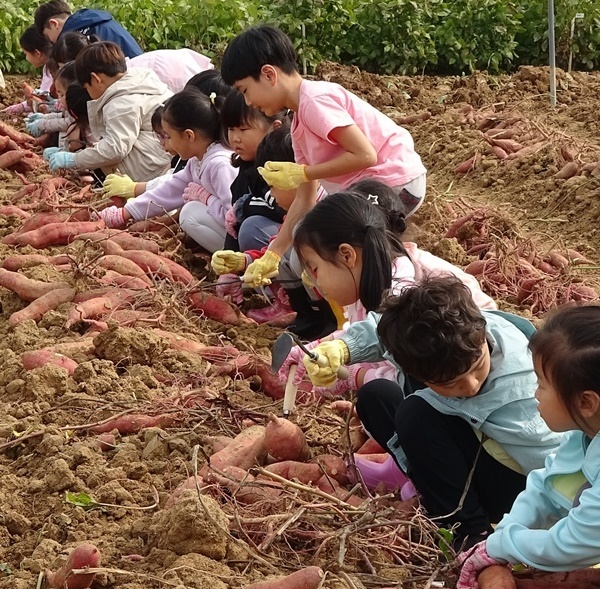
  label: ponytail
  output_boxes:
[360,225,393,311]
[161,87,226,145]
[294,193,395,311]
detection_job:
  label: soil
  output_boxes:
[0,64,599,589]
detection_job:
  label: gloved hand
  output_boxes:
[90,205,127,229]
[43,146,61,161]
[301,269,315,288]
[456,541,506,589]
[183,182,212,205]
[25,112,45,123]
[216,273,244,304]
[3,103,26,115]
[242,249,281,287]
[103,174,136,198]
[225,206,238,238]
[278,339,320,384]
[25,117,46,137]
[303,340,350,387]
[258,161,309,191]
[48,151,76,171]
[211,250,247,275]
[313,364,363,397]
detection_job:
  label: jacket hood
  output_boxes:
[64,9,113,30]
[93,68,169,112]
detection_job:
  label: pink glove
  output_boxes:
[216,273,244,304]
[456,541,505,589]
[278,339,320,384]
[183,182,212,205]
[312,364,362,397]
[225,206,238,238]
[91,206,126,229]
[3,103,26,115]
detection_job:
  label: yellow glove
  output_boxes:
[258,161,309,190]
[303,340,350,387]
[103,174,137,198]
[242,250,281,287]
[301,269,315,287]
[211,250,247,275]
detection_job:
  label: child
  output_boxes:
[297,276,564,549]
[220,89,287,252]
[34,0,142,58]
[94,87,236,253]
[457,305,600,588]
[280,185,496,394]
[220,25,426,288]
[51,32,213,92]
[3,26,53,115]
[211,126,338,339]
[47,42,171,182]
[101,71,232,201]
[26,61,78,139]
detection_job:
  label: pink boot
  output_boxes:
[353,454,417,500]
[246,297,294,324]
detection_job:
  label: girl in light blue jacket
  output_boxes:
[458,304,600,588]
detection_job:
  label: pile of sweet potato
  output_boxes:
[0,120,43,173]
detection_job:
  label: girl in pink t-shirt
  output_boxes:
[278,180,496,395]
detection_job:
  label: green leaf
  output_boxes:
[65,491,97,510]
[437,528,454,561]
[0,563,12,575]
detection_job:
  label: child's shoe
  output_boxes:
[352,454,417,500]
[247,298,294,324]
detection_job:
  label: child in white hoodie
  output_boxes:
[47,41,171,181]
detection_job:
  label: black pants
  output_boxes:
[356,379,526,547]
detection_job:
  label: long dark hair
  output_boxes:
[294,193,396,312]
[161,87,226,146]
[50,31,100,64]
[20,25,52,55]
[529,305,600,430]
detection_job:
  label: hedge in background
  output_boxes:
[1,0,598,76]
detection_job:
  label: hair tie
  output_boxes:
[367,194,379,205]
[209,92,217,105]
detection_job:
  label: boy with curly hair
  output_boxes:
[300,276,563,549]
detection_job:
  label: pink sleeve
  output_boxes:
[40,65,53,93]
[300,94,356,142]
[203,156,237,225]
[362,361,398,384]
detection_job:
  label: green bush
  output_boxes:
[342,0,437,75]
[1,0,599,75]
[430,0,522,73]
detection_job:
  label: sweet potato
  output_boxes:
[396,112,431,124]
[464,259,487,276]
[243,567,324,589]
[205,465,284,505]
[310,454,349,485]
[96,432,117,451]
[546,251,569,270]
[0,268,72,301]
[235,358,286,400]
[157,255,195,285]
[565,249,594,265]
[478,565,516,589]
[264,413,309,462]
[187,291,245,325]
[0,150,24,169]
[263,461,322,483]
[98,270,151,290]
[96,255,153,285]
[0,205,30,219]
[0,121,32,144]
[65,290,134,328]
[445,212,476,238]
[315,475,363,507]
[506,140,549,160]
[14,221,105,249]
[554,161,580,179]
[357,437,387,454]
[490,145,509,160]
[202,425,266,476]
[90,414,175,434]
[17,211,70,234]
[46,543,101,589]
[9,287,76,326]
[489,138,523,153]
[21,350,78,374]
[117,250,173,280]
[455,154,479,174]
[2,254,71,271]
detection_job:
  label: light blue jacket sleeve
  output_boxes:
[487,433,600,570]
[342,312,389,364]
